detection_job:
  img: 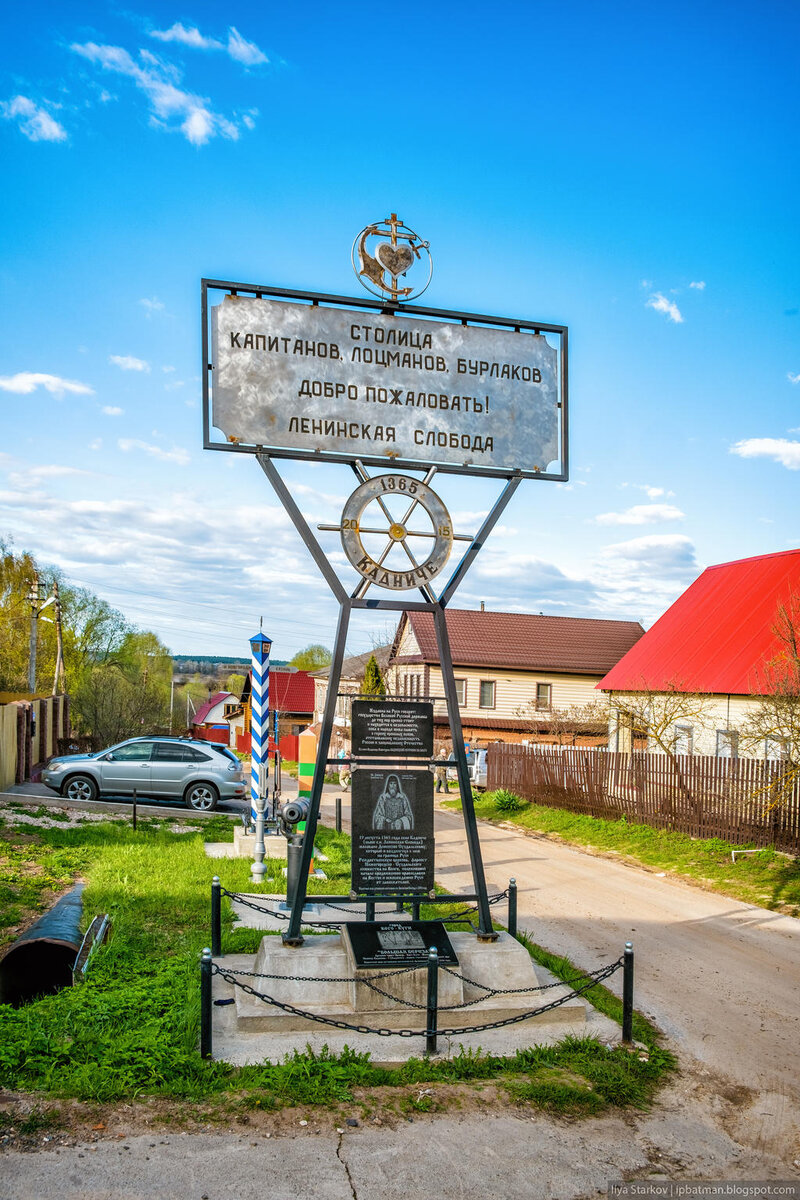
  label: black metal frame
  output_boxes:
[201,279,569,483]
[250,449,529,945]
[201,276,570,947]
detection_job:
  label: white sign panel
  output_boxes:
[211,295,560,474]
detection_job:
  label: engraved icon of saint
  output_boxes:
[372,774,414,831]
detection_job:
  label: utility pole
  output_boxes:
[27,574,39,693]
[52,581,65,696]
[27,574,55,694]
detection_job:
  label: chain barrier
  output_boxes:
[219,885,508,930]
[211,957,622,1039]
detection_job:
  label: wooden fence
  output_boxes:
[487,744,800,854]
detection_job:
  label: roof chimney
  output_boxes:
[480,602,485,611]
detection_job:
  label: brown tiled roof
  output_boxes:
[394,609,644,676]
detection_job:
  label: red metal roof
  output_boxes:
[193,692,235,726]
[394,609,644,675]
[243,667,315,714]
[599,548,800,696]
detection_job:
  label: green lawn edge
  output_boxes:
[0,812,673,1116]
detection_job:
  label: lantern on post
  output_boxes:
[249,628,272,883]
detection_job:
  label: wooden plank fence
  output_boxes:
[486,745,800,854]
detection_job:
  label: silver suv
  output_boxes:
[42,737,247,811]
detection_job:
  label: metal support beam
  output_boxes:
[432,605,496,939]
[283,600,351,944]
[438,474,522,607]
[256,454,349,604]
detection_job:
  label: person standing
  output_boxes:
[434,747,450,793]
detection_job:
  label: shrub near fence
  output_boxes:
[487,745,800,855]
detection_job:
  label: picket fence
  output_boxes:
[486,744,800,854]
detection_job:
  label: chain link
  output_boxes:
[211,957,623,1039]
[220,886,508,930]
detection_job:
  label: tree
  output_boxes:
[225,672,246,697]
[515,696,610,747]
[361,653,385,698]
[289,644,332,672]
[609,681,711,757]
[741,596,800,803]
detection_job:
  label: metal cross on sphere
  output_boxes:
[317,462,472,601]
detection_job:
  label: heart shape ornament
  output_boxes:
[376,242,414,277]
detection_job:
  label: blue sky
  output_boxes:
[2,1,798,660]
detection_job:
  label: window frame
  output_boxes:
[535,682,552,710]
[478,679,496,709]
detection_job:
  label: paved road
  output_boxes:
[1,783,248,821]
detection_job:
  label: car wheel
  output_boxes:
[185,782,219,812]
[63,774,98,802]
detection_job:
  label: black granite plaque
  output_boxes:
[351,700,433,758]
[345,920,458,969]
[351,769,434,893]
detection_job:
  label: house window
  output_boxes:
[479,680,495,709]
[765,736,788,761]
[535,683,552,710]
[673,725,693,755]
[454,678,467,706]
[716,729,739,759]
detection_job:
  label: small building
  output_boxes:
[192,691,239,744]
[387,609,644,748]
[599,547,800,758]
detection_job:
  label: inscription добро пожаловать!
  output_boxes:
[211,295,560,473]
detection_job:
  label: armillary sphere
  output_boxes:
[318,465,472,599]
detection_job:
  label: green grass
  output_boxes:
[0,816,672,1114]
[443,791,800,914]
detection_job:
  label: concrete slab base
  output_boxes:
[208,931,615,1065]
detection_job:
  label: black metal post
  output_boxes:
[335,795,342,833]
[426,946,439,1054]
[412,899,421,921]
[211,876,222,958]
[395,897,404,912]
[200,947,213,1059]
[132,788,137,831]
[508,877,517,940]
[622,941,634,1043]
[432,605,496,940]
[365,898,375,922]
[283,600,351,944]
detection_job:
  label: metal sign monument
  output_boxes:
[202,215,569,945]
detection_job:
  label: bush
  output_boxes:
[494,789,526,812]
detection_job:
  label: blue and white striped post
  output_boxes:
[249,629,272,883]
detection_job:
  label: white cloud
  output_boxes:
[646,293,684,323]
[11,464,91,482]
[89,439,103,451]
[139,296,165,316]
[149,22,268,67]
[689,281,706,290]
[1,95,67,142]
[226,28,268,67]
[150,22,221,50]
[0,372,93,396]
[788,372,800,384]
[102,405,124,416]
[730,437,800,471]
[71,41,243,145]
[117,438,190,465]
[109,354,150,372]
[594,504,685,526]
